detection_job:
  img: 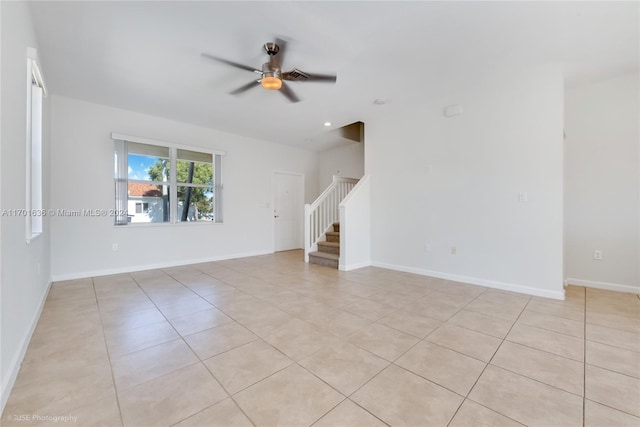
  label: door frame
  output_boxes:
[272,170,305,253]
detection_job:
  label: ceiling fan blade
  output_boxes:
[201,53,260,73]
[230,80,261,95]
[279,82,300,103]
[304,73,337,82]
[282,69,337,83]
[274,37,287,65]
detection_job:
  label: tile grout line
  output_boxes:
[498,338,584,363]
[583,361,640,380]
[342,286,498,426]
[160,265,379,426]
[298,292,451,424]
[583,319,640,336]
[31,261,636,427]
[583,398,640,419]
[524,305,585,323]
[92,276,126,427]
[197,259,400,426]
[128,271,259,427]
[443,288,499,427]
[445,294,534,426]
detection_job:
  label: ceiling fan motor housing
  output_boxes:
[261,61,281,80]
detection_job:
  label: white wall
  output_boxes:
[565,72,640,293]
[49,96,318,280]
[318,142,364,190]
[366,65,565,299]
[0,2,52,411]
[339,175,371,271]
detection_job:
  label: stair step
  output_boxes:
[309,251,339,269]
[317,241,340,255]
[332,222,340,232]
[326,231,340,243]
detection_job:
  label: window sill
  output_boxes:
[114,221,223,229]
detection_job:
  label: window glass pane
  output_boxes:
[127,183,170,223]
[128,153,170,182]
[128,143,170,182]
[177,185,214,222]
[176,159,213,186]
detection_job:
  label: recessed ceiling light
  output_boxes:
[373,98,390,105]
[324,122,332,127]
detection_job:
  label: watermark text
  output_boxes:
[1,209,127,217]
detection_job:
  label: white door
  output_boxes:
[274,172,303,252]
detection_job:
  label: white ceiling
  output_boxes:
[29,1,639,151]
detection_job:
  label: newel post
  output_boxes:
[304,203,311,262]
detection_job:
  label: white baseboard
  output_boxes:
[565,277,639,294]
[371,261,565,300]
[339,260,371,272]
[50,250,274,282]
[1,280,52,414]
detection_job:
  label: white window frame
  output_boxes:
[112,133,224,226]
[26,47,47,243]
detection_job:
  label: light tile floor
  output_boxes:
[2,250,639,427]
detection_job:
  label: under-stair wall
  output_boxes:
[339,175,371,271]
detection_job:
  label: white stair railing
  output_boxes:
[304,177,359,262]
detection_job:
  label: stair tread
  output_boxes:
[326,231,339,235]
[317,241,340,248]
[309,251,339,261]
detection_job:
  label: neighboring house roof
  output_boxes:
[128,183,163,197]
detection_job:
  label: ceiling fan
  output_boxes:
[201,38,337,103]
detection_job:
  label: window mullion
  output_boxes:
[170,147,178,223]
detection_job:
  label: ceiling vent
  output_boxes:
[284,68,311,81]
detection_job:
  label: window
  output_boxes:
[26,48,46,242]
[135,202,148,214]
[113,134,223,225]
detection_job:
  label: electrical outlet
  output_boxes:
[593,249,602,260]
[112,243,118,251]
[424,243,431,253]
[518,192,528,202]
[451,246,457,255]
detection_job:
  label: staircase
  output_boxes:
[308,222,340,268]
[304,177,358,269]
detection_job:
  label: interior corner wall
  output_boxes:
[0,2,52,412]
[564,72,640,293]
[318,143,364,190]
[366,65,565,299]
[49,96,318,280]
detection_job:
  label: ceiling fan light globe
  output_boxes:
[261,76,282,90]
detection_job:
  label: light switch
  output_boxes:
[518,192,528,202]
